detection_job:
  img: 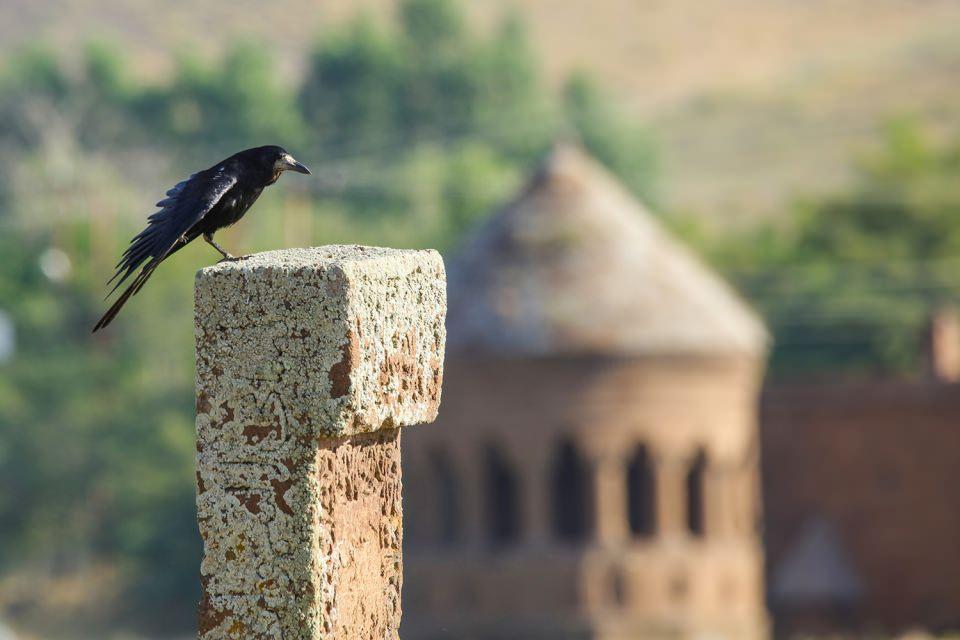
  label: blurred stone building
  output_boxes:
[402,144,770,640]
[762,334,960,634]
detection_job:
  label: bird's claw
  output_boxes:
[217,254,249,263]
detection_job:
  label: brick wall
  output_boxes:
[761,379,960,632]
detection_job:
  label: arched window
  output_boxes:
[686,450,707,537]
[551,439,591,542]
[484,445,521,546]
[627,445,656,538]
[429,449,461,546]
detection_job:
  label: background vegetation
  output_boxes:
[710,121,960,374]
[0,0,959,636]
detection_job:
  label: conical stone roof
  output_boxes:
[447,143,767,357]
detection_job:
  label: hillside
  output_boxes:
[2,0,960,218]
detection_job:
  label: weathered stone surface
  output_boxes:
[195,245,445,440]
[195,246,445,640]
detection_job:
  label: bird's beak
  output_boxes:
[281,154,311,175]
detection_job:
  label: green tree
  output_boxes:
[563,73,658,203]
[713,121,960,374]
[300,18,403,152]
[138,42,302,160]
[0,47,73,151]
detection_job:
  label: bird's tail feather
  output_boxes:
[92,261,160,332]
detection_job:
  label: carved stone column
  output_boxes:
[523,448,552,546]
[194,246,446,640]
[588,446,628,547]
[453,444,484,550]
[654,453,690,539]
[708,463,740,540]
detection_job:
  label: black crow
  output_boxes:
[93,145,310,332]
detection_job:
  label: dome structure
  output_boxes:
[447,143,767,357]
[404,143,770,640]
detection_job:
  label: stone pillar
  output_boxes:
[523,448,551,546]
[736,465,761,539]
[705,466,724,540]
[710,463,743,540]
[194,246,446,640]
[654,454,689,539]
[589,448,628,547]
[452,445,484,550]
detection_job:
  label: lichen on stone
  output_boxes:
[195,246,445,639]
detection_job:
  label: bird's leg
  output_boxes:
[203,233,236,261]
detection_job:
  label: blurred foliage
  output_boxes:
[139,41,306,158]
[563,72,659,203]
[0,0,657,634]
[707,120,960,375]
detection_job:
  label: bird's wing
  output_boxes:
[105,167,237,295]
